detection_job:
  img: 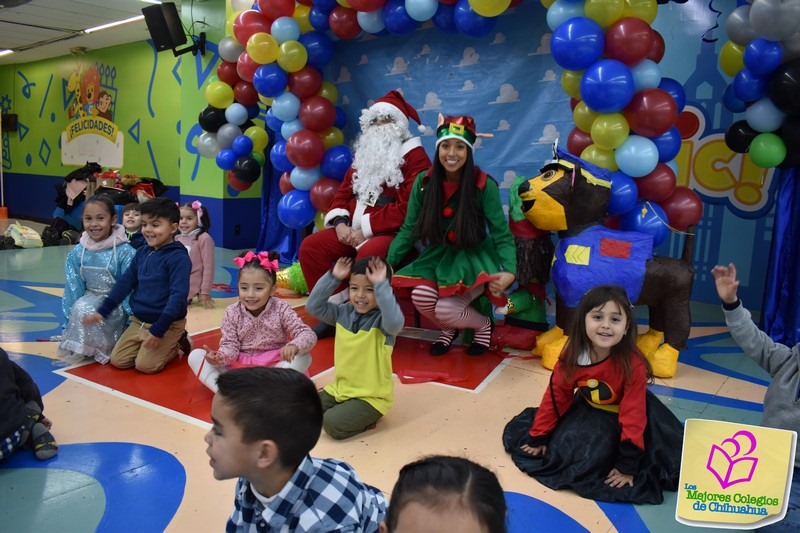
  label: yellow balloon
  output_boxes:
[259,94,275,105]
[584,0,624,28]
[337,0,351,6]
[319,127,344,150]
[591,113,630,150]
[318,81,339,103]
[245,126,270,153]
[540,0,555,8]
[560,70,583,99]
[621,0,656,24]
[205,81,234,108]
[227,11,242,39]
[277,40,308,73]
[581,144,619,171]
[293,5,314,34]
[247,32,279,65]
[314,210,326,231]
[469,0,512,18]
[720,40,745,78]
[573,101,600,134]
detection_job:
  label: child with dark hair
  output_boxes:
[84,197,191,374]
[503,285,684,504]
[382,455,507,533]
[187,251,316,392]
[122,202,145,249]
[58,194,135,364]
[1,348,57,461]
[306,256,404,439]
[175,200,216,309]
[207,367,386,532]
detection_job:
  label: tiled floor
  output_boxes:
[0,235,771,532]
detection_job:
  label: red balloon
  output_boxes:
[299,96,336,132]
[509,0,523,5]
[636,163,676,202]
[286,130,326,167]
[233,10,272,47]
[439,0,458,4]
[236,52,260,83]
[348,0,387,10]
[569,97,580,111]
[296,0,314,5]
[329,6,361,40]
[217,61,240,86]
[567,127,593,157]
[228,171,253,192]
[605,17,655,66]
[604,215,621,230]
[647,30,665,63]
[675,110,701,139]
[234,80,259,106]
[310,177,341,211]
[279,172,295,194]
[623,88,678,137]
[659,187,703,231]
[288,66,323,100]
[257,0,295,20]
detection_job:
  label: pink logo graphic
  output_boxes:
[706,430,759,489]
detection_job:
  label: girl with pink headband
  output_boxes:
[176,200,216,309]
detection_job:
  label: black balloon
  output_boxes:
[768,58,800,117]
[233,156,262,183]
[778,117,800,167]
[240,119,256,132]
[725,120,759,153]
[198,105,227,133]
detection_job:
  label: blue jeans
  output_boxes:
[758,467,800,532]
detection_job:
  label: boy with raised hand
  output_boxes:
[712,262,799,531]
[85,197,191,373]
[306,256,404,440]
[206,367,386,532]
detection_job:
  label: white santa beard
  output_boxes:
[351,122,406,203]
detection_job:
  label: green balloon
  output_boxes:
[749,132,787,168]
[250,151,265,166]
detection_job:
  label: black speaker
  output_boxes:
[1,114,17,132]
[142,2,187,52]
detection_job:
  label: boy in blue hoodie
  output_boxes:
[85,197,191,374]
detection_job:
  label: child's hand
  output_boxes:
[203,346,226,366]
[711,263,740,304]
[280,344,299,361]
[605,468,634,488]
[332,257,353,281]
[366,257,387,284]
[520,444,547,456]
[489,272,516,296]
[200,294,215,309]
[83,312,103,325]
[141,331,162,349]
[41,416,53,430]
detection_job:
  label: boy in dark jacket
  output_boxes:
[85,198,191,373]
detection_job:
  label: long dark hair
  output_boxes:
[182,202,211,236]
[559,285,653,384]
[413,146,485,250]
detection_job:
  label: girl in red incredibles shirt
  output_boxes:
[503,285,684,504]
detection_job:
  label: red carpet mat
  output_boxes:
[64,308,508,423]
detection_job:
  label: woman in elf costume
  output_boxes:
[386,115,516,356]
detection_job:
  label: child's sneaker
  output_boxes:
[177,331,193,358]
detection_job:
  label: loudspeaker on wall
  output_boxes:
[142,2,187,52]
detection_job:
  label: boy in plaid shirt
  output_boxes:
[205,367,386,532]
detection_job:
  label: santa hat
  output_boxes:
[435,114,493,150]
[368,90,425,133]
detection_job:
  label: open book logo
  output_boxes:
[706,430,759,489]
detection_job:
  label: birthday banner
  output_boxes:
[676,419,796,529]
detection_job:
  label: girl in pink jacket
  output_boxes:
[175,200,215,309]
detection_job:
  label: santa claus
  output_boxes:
[298,90,431,298]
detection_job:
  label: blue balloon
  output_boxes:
[245,103,261,120]
[546,0,585,32]
[281,118,305,141]
[651,127,682,162]
[308,7,331,32]
[253,64,289,98]
[278,189,317,229]
[607,171,638,216]
[225,103,249,126]
[745,97,787,132]
[733,68,768,103]
[550,16,604,70]
[383,0,418,36]
[272,92,301,122]
[432,2,458,34]
[630,59,662,92]
[453,0,496,38]
[265,107,284,132]
[313,0,338,11]
[320,145,353,181]
[299,31,334,69]
[657,78,686,113]
[290,165,322,191]
[620,200,669,246]
[615,135,659,177]
[580,59,634,113]
[744,38,784,77]
[271,17,301,44]
[722,84,747,113]
[270,140,295,173]
[357,10,385,33]
[216,148,238,171]
[334,106,348,130]
[232,135,254,157]
[406,0,438,22]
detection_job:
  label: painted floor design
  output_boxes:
[0,243,773,532]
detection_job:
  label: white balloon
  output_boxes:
[726,5,758,46]
[217,123,243,150]
[782,31,800,60]
[219,36,246,63]
[197,132,220,159]
[750,0,800,41]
